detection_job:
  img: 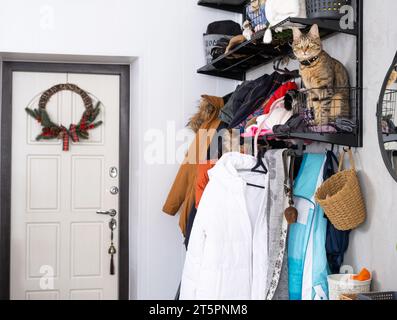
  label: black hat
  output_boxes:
[206,20,242,36]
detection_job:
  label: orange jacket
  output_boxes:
[162,96,224,235]
[195,163,216,209]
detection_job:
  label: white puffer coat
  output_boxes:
[180,152,270,300]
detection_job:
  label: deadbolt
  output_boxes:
[110,186,119,195]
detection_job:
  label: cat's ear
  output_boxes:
[292,27,302,41]
[308,24,320,39]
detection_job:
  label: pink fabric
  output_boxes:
[242,96,293,138]
[241,127,273,138]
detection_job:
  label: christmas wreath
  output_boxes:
[25,83,103,151]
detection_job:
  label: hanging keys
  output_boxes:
[108,218,117,275]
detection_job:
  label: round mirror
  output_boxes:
[378,52,397,182]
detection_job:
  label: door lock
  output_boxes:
[109,167,118,178]
[110,186,119,195]
[96,209,117,217]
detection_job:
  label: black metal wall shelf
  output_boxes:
[197,0,364,148]
[285,132,360,147]
[198,0,246,13]
[197,1,357,35]
[383,134,397,143]
[253,132,360,148]
[198,17,343,81]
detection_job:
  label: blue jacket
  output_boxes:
[288,153,330,300]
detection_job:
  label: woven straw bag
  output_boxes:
[315,149,366,231]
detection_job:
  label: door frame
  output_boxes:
[0,61,130,300]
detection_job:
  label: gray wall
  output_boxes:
[248,0,397,291]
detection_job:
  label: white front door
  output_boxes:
[10,71,120,300]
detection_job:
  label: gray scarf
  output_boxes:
[264,149,289,300]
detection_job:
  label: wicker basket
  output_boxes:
[306,0,352,20]
[315,149,366,231]
[328,274,371,300]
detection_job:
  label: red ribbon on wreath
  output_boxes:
[56,126,68,151]
[80,114,87,131]
[69,124,80,143]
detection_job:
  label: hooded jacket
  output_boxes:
[180,152,270,300]
[162,96,224,235]
[288,153,329,300]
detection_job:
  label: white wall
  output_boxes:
[0,0,237,299]
[0,0,396,298]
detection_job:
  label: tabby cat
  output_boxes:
[292,24,350,125]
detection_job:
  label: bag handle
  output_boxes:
[253,115,269,157]
[338,149,356,172]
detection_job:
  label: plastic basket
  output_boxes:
[327,274,371,300]
[358,292,397,300]
[306,0,352,20]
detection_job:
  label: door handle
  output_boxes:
[96,209,117,217]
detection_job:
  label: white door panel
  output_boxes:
[10,71,120,300]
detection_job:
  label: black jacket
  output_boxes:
[228,72,291,129]
[323,151,351,274]
[220,81,255,125]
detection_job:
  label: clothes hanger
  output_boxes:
[251,146,268,174]
[246,147,267,189]
[237,117,269,190]
[238,145,267,189]
[252,118,270,174]
[246,118,268,189]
